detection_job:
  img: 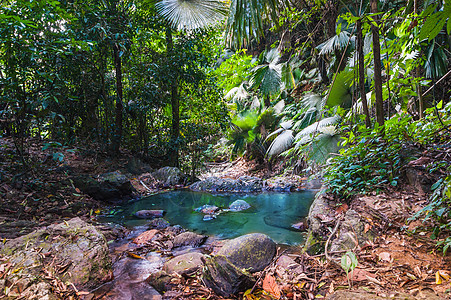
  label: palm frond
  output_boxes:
[225,82,250,102]
[307,134,341,164]
[266,129,294,157]
[317,31,351,56]
[155,0,228,31]
[250,63,282,97]
[294,116,340,146]
[273,99,285,114]
[326,69,354,108]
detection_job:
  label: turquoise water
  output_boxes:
[100,190,316,245]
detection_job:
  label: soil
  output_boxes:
[1,137,451,299]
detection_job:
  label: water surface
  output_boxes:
[100,190,316,245]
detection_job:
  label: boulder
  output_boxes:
[151,167,186,187]
[0,218,111,298]
[190,176,263,193]
[228,199,251,212]
[276,255,304,274]
[217,233,276,272]
[73,171,136,204]
[163,252,205,276]
[202,255,255,297]
[173,232,207,248]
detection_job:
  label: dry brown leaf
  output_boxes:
[335,203,348,215]
[133,229,158,244]
[378,252,393,263]
[436,270,450,284]
[364,223,371,233]
[262,273,281,299]
[349,269,376,282]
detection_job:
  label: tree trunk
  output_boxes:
[357,19,371,128]
[166,27,179,167]
[112,43,123,154]
[414,0,424,119]
[371,0,384,127]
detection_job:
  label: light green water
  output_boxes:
[100,190,316,245]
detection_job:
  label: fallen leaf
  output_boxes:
[335,203,348,214]
[378,252,392,263]
[349,269,376,282]
[438,270,450,281]
[127,252,144,259]
[364,223,371,233]
[262,273,281,299]
[133,229,158,244]
[436,271,442,285]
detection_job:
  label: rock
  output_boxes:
[0,218,111,298]
[148,218,170,229]
[276,255,304,274]
[163,252,205,276]
[195,204,219,214]
[228,199,251,212]
[146,271,172,293]
[217,233,276,272]
[291,221,308,231]
[173,232,207,248]
[190,176,263,193]
[73,171,136,204]
[203,214,217,221]
[151,167,186,187]
[329,209,376,255]
[264,215,300,232]
[135,210,165,219]
[405,167,434,194]
[126,157,152,175]
[202,255,255,297]
[166,225,185,235]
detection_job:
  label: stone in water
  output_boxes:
[228,199,251,212]
[135,210,164,219]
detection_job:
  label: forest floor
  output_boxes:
[1,137,451,299]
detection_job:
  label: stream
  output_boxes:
[100,190,316,245]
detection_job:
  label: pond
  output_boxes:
[100,190,316,245]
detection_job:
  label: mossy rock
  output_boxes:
[202,255,255,297]
[163,252,205,275]
[217,233,276,272]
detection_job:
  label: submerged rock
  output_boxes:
[228,199,251,212]
[217,233,276,272]
[203,214,217,221]
[202,255,255,297]
[135,209,165,219]
[0,218,111,298]
[173,232,207,248]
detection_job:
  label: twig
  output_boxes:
[139,180,152,192]
[422,69,451,97]
[324,216,343,267]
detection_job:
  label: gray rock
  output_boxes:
[330,209,376,255]
[163,252,205,275]
[276,255,304,274]
[217,233,276,272]
[151,167,186,186]
[203,214,217,221]
[228,199,251,212]
[190,176,263,193]
[173,232,207,248]
[202,255,255,297]
[73,171,136,204]
[0,218,111,298]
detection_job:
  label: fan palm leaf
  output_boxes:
[155,0,228,31]
[317,31,351,56]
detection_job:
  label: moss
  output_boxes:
[303,231,324,255]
